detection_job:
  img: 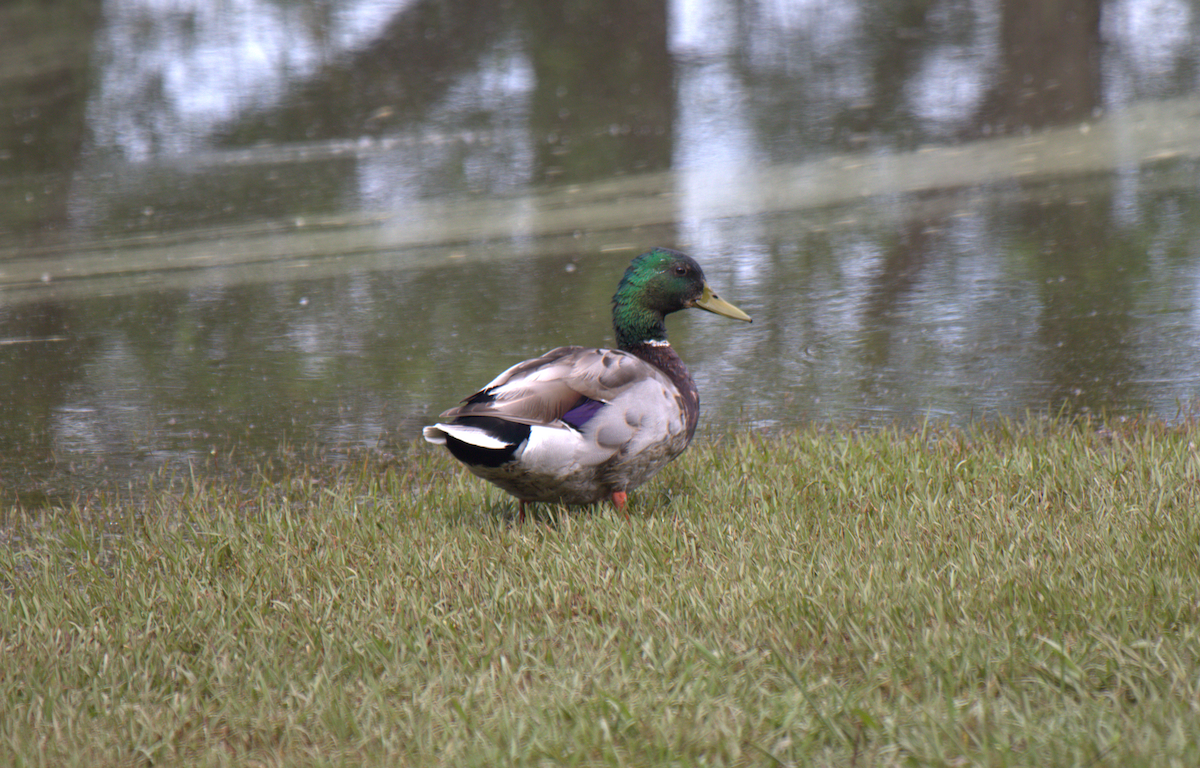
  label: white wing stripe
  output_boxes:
[434,423,512,450]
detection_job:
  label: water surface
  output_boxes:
[2,0,1200,502]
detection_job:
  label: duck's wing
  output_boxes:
[437,346,660,428]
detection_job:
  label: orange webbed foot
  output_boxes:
[611,491,628,519]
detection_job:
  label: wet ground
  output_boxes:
[2,0,1200,502]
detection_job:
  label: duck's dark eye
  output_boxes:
[673,265,688,276]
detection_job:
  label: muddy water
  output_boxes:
[2,0,1200,502]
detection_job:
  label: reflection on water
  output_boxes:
[2,0,1200,502]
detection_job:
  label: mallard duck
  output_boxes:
[423,247,751,518]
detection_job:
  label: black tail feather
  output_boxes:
[444,416,530,468]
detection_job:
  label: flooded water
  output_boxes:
[3,0,1200,502]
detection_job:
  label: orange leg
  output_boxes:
[611,491,628,518]
[517,500,528,523]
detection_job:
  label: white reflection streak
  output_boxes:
[669,0,765,281]
[88,0,416,161]
[1104,0,1194,92]
[355,36,536,214]
[1103,0,1196,230]
[53,338,147,459]
[905,0,999,133]
[668,0,866,284]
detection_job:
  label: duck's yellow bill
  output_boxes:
[694,284,752,322]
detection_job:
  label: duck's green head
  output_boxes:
[612,248,751,349]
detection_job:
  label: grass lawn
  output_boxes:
[2,418,1199,767]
